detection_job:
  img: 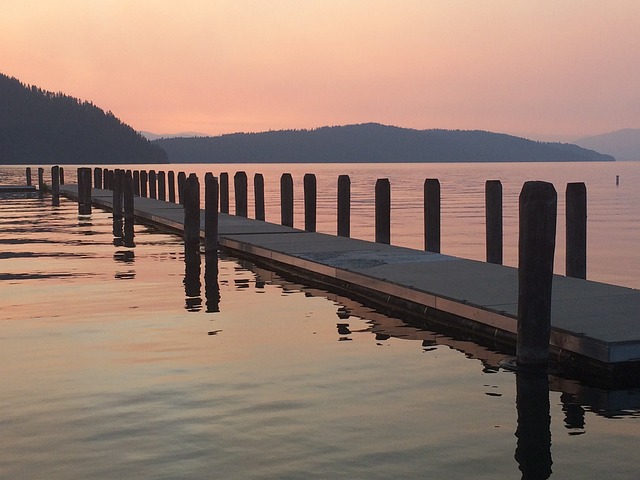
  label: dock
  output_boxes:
[58,183,640,386]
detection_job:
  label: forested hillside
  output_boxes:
[153,123,614,163]
[0,73,167,164]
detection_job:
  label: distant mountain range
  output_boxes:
[0,73,167,164]
[574,129,640,161]
[152,124,614,163]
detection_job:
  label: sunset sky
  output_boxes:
[2,1,639,140]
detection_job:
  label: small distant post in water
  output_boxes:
[304,173,317,232]
[205,173,219,253]
[424,179,441,253]
[94,167,103,189]
[337,175,351,237]
[566,182,587,279]
[177,172,186,204]
[148,170,157,199]
[26,167,32,186]
[485,180,503,264]
[375,178,391,244]
[157,171,166,201]
[234,171,248,217]
[51,165,60,207]
[220,172,229,214]
[280,173,294,227]
[517,181,557,368]
[616,175,620,186]
[254,173,265,220]
[183,173,201,248]
[168,171,176,203]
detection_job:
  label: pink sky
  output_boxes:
[2,1,639,140]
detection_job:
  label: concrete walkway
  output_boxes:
[60,185,640,383]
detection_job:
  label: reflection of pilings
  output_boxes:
[123,218,135,248]
[515,370,552,479]
[560,392,585,432]
[184,245,202,312]
[205,173,219,253]
[51,165,60,207]
[205,252,220,313]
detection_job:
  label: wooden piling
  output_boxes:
[485,180,503,264]
[113,169,124,221]
[566,182,587,279]
[205,173,219,253]
[140,170,148,197]
[157,171,166,201]
[183,173,201,248]
[337,175,350,237]
[51,165,60,207]
[103,168,109,190]
[220,172,229,214]
[37,168,44,196]
[148,170,157,199]
[280,173,294,227]
[375,178,391,244]
[133,170,140,196]
[26,167,32,186]
[78,167,92,215]
[168,171,176,203]
[254,173,265,220]
[59,167,64,185]
[234,171,248,217]
[517,181,557,368]
[424,179,441,253]
[108,170,115,191]
[94,168,103,189]
[304,173,317,232]
[177,172,186,204]
[124,170,134,221]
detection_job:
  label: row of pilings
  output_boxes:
[51,166,587,370]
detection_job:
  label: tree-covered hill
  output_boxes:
[153,123,615,164]
[0,73,167,164]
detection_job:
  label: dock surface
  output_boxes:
[59,185,640,382]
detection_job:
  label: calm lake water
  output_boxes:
[1,163,639,479]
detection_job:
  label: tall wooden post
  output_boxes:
[517,181,557,368]
[103,168,110,190]
[424,179,441,253]
[140,170,148,197]
[133,170,140,196]
[51,165,60,207]
[184,173,201,248]
[375,178,391,244]
[37,168,44,196]
[205,173,219,253]
[157,171,166,201]
[254,173,265,220]
[234,171,248,217]
[485,180,503,264]
[168,171,176,203]
[280,173,294,227]
[113,169,124,221]
[94,167,103,189]
[148,170,157,199]
[566,182,587,279]
[26,167,32,186]
[304,173,317,232]
[78,167,92,215]
[124,170,134,220]
[337,175,350,237]
[177,172,186,204]
[220,172,229,214]
[59,167,64,185]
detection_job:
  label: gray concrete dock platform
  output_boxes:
[60,184,640,385]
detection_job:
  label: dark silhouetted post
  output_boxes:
[103,169,109,190]
[26,167,32,186]
[205,173,219,253]
[113,169,124,221]
[517,181,557,368]
[157,171,166,201]
[78,167,92,215]
[205,252,220,313]
[566,182,587,279]
[94,167,103,189]
[59,167,64,185]
[37,168,44,196]
[234,171,248,217]
[515,370,552,479]
[148,170,157,199]
[108,170,115,191]
[124,171,134,220]
[184,173,201,248]
[337,175,350,237]
[140,170,148,197]
[424,179,441,253]
[220,172,229,214]
[485,180,503,264]
[133,170,140,196]
[168,171,176,203]
[254,173,265,220]
[375,178,391,244]
[177,172,186,204]
[51,165,60,207]
[280,173,294,227]
[304,173,317,232]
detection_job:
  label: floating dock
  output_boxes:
[59,184,640,386]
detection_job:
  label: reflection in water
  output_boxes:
[561,392,586,435]
[204,253,220,313]
[515,370,553,479]
[113,218,135,248]
[184,245,202,312]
